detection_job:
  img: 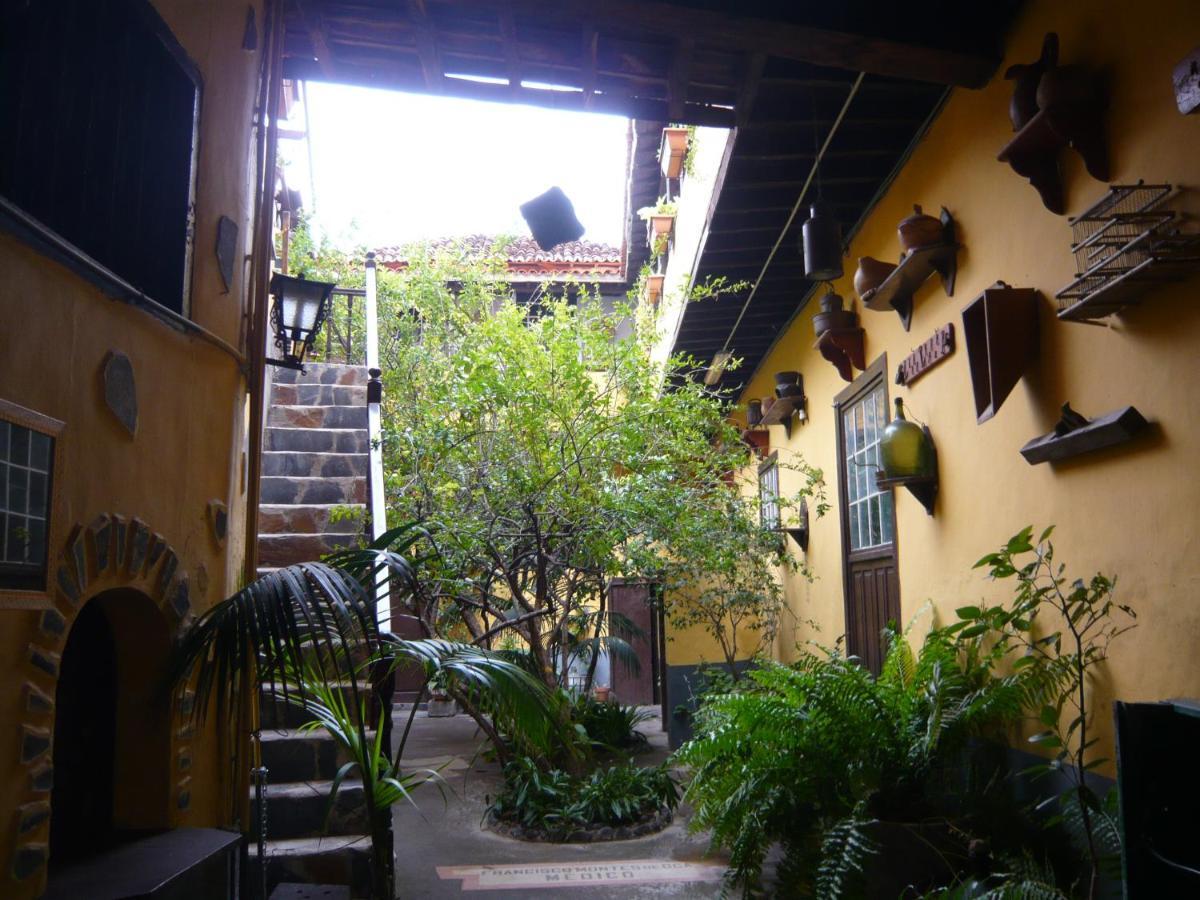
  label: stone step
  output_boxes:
[272,364,368,387]
[259,684,375,731]
[261,477,366,506]
[263,452,369,478]
[266,428,368,454]
[247,835,372,899]
[258,533,360,568]
[271,384,367,407]
[260,728,369,783]
[268,405,368,430]
[250,779,368,841]
[260,505,366,536]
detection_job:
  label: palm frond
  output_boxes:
[171,562,380,725]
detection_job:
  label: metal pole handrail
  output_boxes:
[364,252,390,632]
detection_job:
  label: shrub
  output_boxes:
[675,620,1069,897]
[488,757,680,838]
[572,695,653,751]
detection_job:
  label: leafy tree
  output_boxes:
[367,240,822,698]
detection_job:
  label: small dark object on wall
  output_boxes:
[801,203,843,281]
[207,501,229,547]
[1019,404,1148,465]
[1173,47,1200,114]
[774,371,804,398]
[215,216,238,293]
[102,351,138,437]
[896,324,954,387]
[812,290,857,337]
[863,208,957,331]
[746,399,763,426]
[520,187,585,251]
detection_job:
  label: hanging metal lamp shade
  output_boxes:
[801,203,844,281]
[519,186,585,251]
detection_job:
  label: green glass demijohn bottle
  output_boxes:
[880,398,934,479]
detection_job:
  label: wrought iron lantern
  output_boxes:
[801,202,844,282]
[267,272,336,370]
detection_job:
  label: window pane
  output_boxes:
[10,427,29,466]
[849,501,860,549]
[843,410,855,456]
[881,491,894,544]
[876,388,888,435]
[869,495,882,546]
[0,461,7,510]
[864,393,877,446]
[6,515,27,562]
[29,472,47,517]
[9,467,28,513]
[0,422,8,459]
[0,512,6,558]
[854,403,865,452]
[857,450,869,500]
[30,432,51,471]
[28,519,45,565]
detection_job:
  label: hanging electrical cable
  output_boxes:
[706,71,865,382]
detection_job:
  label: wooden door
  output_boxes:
[835,357,900,675]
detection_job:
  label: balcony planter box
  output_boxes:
[660,126,690,178]
[647,214,675,252]
[644,273,665,306]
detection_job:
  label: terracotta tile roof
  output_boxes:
[374,235,624,278]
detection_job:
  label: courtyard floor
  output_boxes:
[390,707,730,898]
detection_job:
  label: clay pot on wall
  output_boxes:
[854,257,897,298]
[1005,32,1058,130]
[897,205,944,253]
[747,399,763,426]
[660,127,690,178]
[812,291,857,336]
[774,371,804,398]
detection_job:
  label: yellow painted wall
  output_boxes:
[734,0,1200,774]
[0,1,264,893]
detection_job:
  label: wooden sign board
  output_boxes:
[896,323,954,386]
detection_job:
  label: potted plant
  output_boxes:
[639,197,677,252]
[644,273,665,306]
[659,126,691,178]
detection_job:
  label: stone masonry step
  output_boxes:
[258,533,359,567]
[260,728,376,783]
[270,384,367,407]
[248,835,371,899]
[263,452,368,478]
[250,779,368,841]
[266,428,368,454]
[271,364,368,387]
[261,477,366,506]
[260,505,365,536]
[268,405,368,430]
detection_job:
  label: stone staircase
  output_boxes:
[251,363,375,898]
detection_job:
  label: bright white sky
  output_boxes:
[278,82,631,250]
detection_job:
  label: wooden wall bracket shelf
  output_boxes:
[759,394,806,438]
[781,498,810,551]
[740,427,770,458]
[815,328,865,382]
[997,104,1108,214]
[1020,404,1148,464]
[961,282,1039,424]
[862,209,958,331]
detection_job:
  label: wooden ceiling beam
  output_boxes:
[448,0,999,88]
[293,0,336,77]
[735,51,766,128]
[407,0,443,92]
[667,37,694,121]
[498,3,522,96]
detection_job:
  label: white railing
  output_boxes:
[364,252,390,632]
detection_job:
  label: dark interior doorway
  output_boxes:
[50,598,119,866]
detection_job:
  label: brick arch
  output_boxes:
[9,514,197,891]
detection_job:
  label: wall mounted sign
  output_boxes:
[1174,47,1200,114]
[215,216,238,293]
[895,323,954,387]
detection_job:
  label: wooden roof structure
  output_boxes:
[281,0,1024,392]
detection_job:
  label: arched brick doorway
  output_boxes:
[49,588,172,868]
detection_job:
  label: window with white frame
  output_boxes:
[758,455,780,532]
[1,419,55,591]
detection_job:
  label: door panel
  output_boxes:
[836,359,900,675]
